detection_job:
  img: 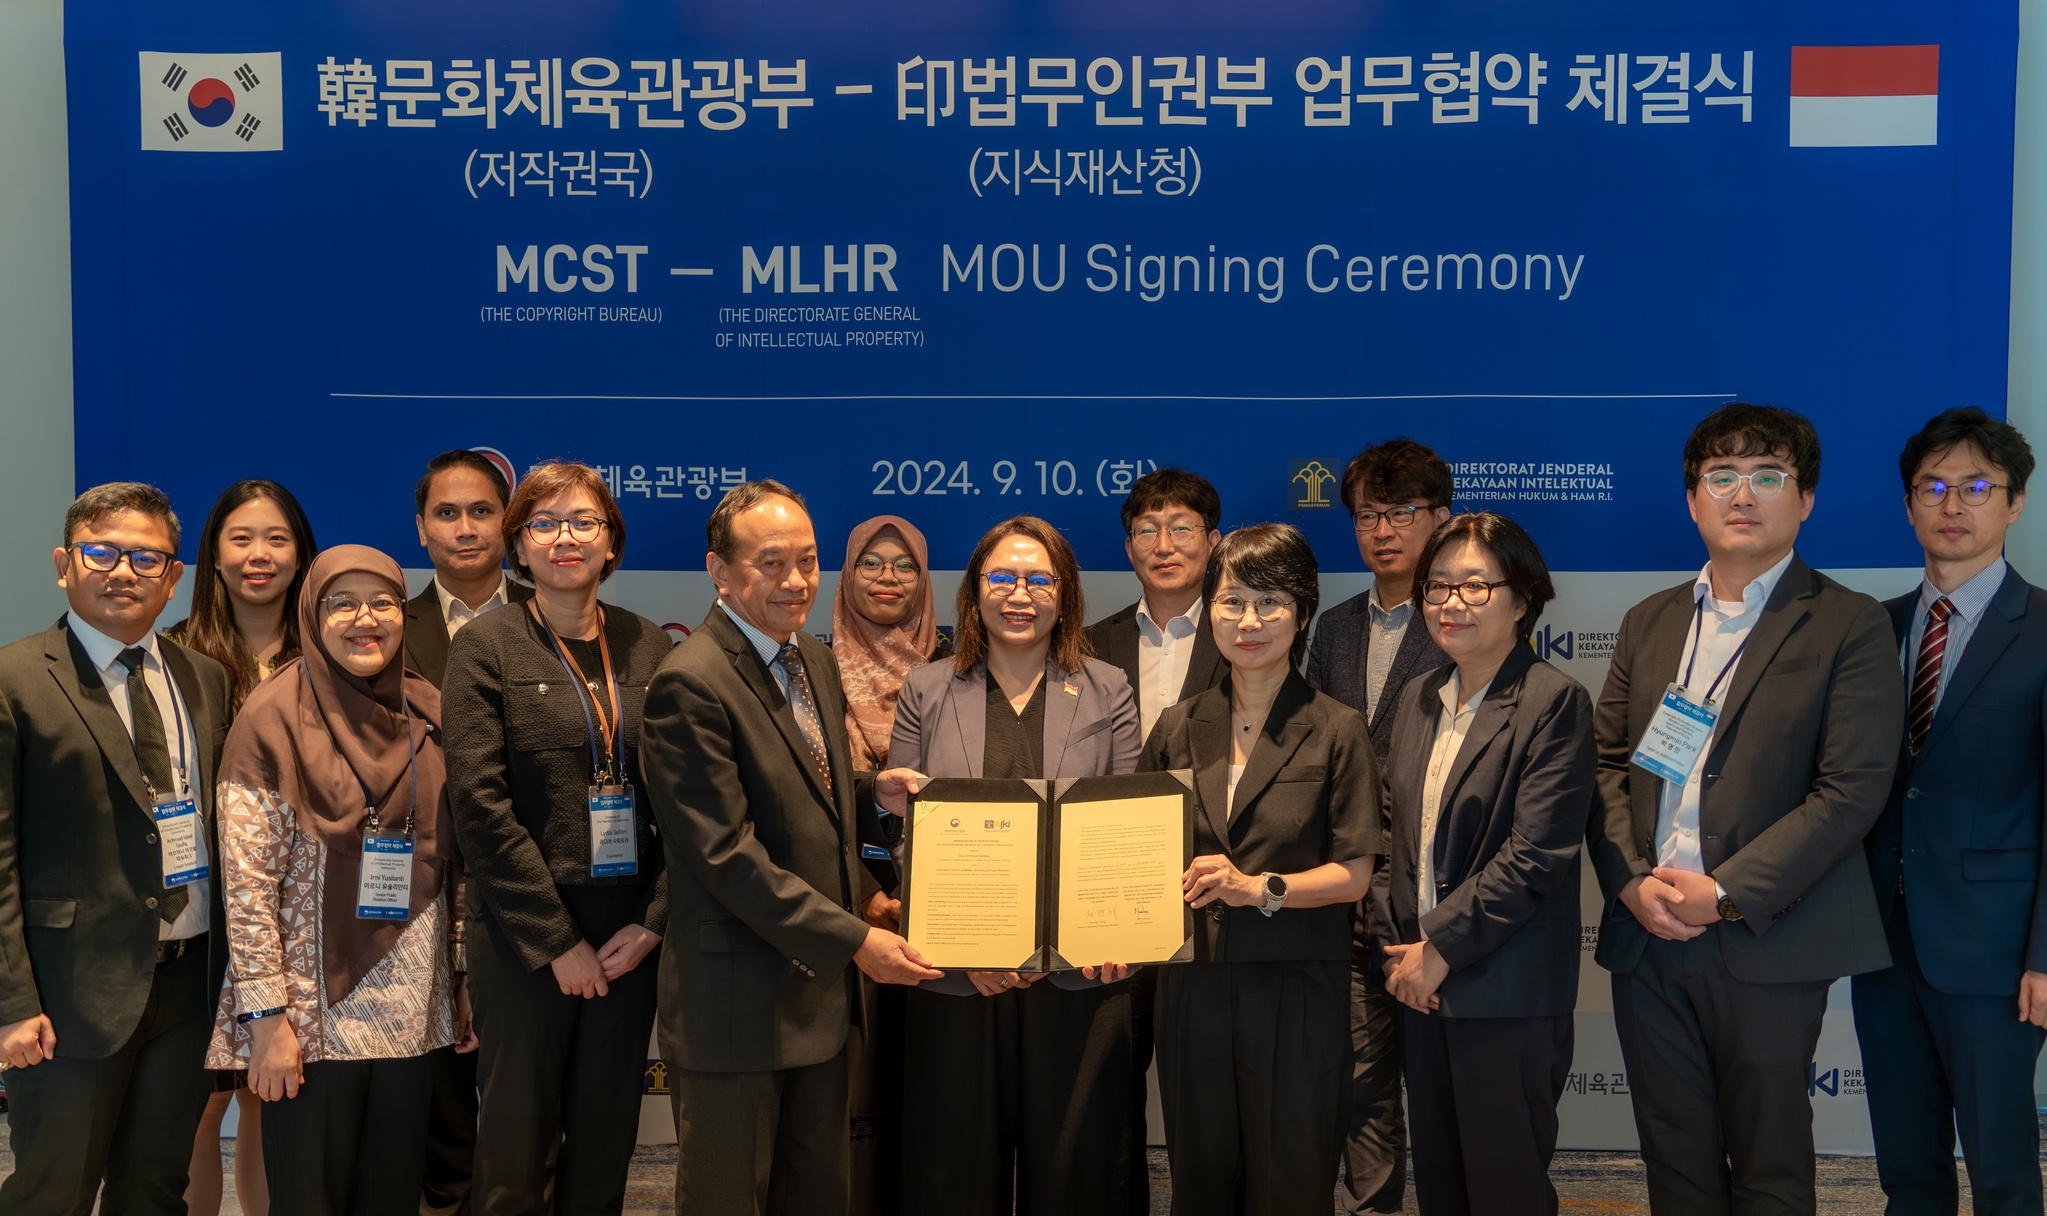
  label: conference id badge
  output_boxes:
[589,785,638,877]
[1632,684,1718,786]
[152,797,208,889]
[356,836,414,920]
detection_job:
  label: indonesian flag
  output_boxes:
[1789,45,1938,147]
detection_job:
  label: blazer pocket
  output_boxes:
[1962,848,2039,882]
[699,919,776,953]
[1276,764,1329,783]
[505,679,588,752]
[1069,716,1113,744]
[1761,654,1821,678]
[24,898,75,929]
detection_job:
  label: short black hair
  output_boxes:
[64,482,180,551]
[1897,407,2033,501]
[1339,437,1453,514]
[1204,523,1320,668]
[415,450,512,515]
[1412,512,1554,645]
[1683,403,1822,494]
[1119,467,1221,535]
[707,479,808,561]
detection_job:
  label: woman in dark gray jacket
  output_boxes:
[443,462,673,1216]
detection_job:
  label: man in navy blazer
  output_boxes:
[1854,407,2047,1215]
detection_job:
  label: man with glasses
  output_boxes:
[1588,403,1903,1214]
[1305,436,1450,1216]
[0,483,233,1215]
[1854,408,2047,1214]
[1086,467,1227,1204]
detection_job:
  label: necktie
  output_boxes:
[777,644,835,800]
[118,648,186,923]
[1908,598,1955,754]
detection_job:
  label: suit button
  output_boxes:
[790,958,801,966]
[1906,788,1921,800]
[145,833,157,844]
[1209,907,1225,922]
[145,897,159,909]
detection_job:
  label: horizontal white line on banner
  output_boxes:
[330,391,1737,401]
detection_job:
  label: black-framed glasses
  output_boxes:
[322,592,404,620]
[1130,524,1202,546]
[1352,505,1423,531]
[1211,594,1295,622]
[1913,478,2008,507]
[983,571,1058,600]
[70,543,173,579]
[1699,469,1794,499]
[1421,579,1512,606]
[855,555,919,580]
[521,516,608,544]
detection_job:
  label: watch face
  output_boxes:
[1266,874,1287,899]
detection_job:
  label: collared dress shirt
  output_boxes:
[721,600,792,693]
[1364,591,1415,728]
[1418,669,1492,921]
[68,612,209,941]
[1654,549,1796,875]
[435,571,511,639]
[1136,597,1203,742]
[1899,557,2006,713]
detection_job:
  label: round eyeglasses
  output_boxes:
[1421,579,1511,606]
[521,516,608,544]
[1699,470,1794,499]
[983,571,1058,600]
[322,593,404,620]
[1211,594,1295,622]
[1913,478,2008,507]
[1130,524,1202,547]
[855,555,919,580]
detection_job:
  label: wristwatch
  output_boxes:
[1714,880,1743,921]
[1258,873,1288,918]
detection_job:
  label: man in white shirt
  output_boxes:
[1589,404,1903,1215]
[1085,466,1227,1212]
[0,483,233,1216]
[405,449,533,690]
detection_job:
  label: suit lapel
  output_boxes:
[712,608,839,822]
[1188,692,1236,851]
[797,632,856,822]
[47,623,153,818]
[947,666,989,780]
[1372,616,1441,728]
[1436,649,1528,822]
[1103,606,1141,691]
[404,587,450,685]
[1709,560,1815,750]
[160,642,217,800]
[1177,605,1228,701]
[1920,567,2029,759]
[1227,675,1314,838]
[1042,659,1082,778]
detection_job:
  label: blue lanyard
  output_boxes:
[301,664,420,837]
[124,653,190,802]
[1679,598,1750,707]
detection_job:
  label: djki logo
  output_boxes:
[1528,624,1573,662]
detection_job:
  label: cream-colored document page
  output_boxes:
[906,800,1040,969]
[1055,794,1186,966]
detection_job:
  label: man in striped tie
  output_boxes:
[1855,407,2047,1216]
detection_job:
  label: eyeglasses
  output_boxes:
[1352,505,1423,531]
[1211,594,1295,622]
[1130,524,1202,546]
[70,543,173,579]
[855,555,919,580]
[1421,579,1512,606]
[1699,469,1794,499]
[983,571,1059,600]
[521,516,608,544]
[1913,478,2008,507]
[322,593,404,620]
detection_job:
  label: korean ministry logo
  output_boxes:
[139,52,283,152]
[471,446,520,494]
[1287,459,1340,510]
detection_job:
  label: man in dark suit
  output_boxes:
[1304,436,1451,1216]
[0,483,231,1216]
[1854,407,2047,1215]
[403,449,530,1216]
[640,480,939,1215]
[1590,404,1904,1214]
[1084,465,1225,1200]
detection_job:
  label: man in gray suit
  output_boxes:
[639,480,939,1216]
[1590,404,1904,1214]
[1305,436,1451,1216]
[0,483,231,1216]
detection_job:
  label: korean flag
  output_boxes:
[139,52,284,152]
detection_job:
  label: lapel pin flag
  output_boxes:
[1789,44,1938,147]
[1063,682,1080,696]
[138,51,284,152]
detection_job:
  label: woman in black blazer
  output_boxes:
[1140,523,1380,1216]
[1370,511,1593,1216]
[442,462,674,1216]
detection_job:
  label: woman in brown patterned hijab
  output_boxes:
[833,515,942,771]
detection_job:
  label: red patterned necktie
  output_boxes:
[1908,598,1955,754]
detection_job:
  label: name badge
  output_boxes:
[860,844,892,861]
[356,835,415,919]
[589,785,638,877]
[153,797,208,889]
[1632,683,1719,786]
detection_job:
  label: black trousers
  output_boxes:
[1342,904,1406,1215]
[0,938,214,1216]
[670,1047,852,1216]
[1611,930,1831,1216]
[1853,899,2047,1216]
[849,976,906,1216]
[1156,959,1350,1216]
[261,1054,434,1216]
[900,979,1135,1216]
[467,888,660,1216]
[1401,1009,1572,1216]
[1127,966,1160,1216]
[420,1043,480,1216]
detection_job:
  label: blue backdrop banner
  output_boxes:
[65,0,2015,573]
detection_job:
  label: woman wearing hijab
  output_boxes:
[442,461,673,1216]
[205,545,469,1215]
[831,514,945,1216]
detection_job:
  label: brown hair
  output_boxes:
[1338,437,1454,514]
[708,479,807,561]
[502,462,627,582]
[951,516,1091,676]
